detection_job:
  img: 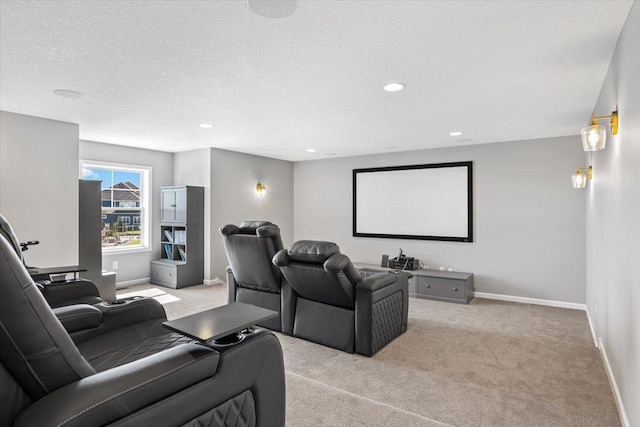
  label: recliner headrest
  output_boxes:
[287,240,340,263]
[220,221,281,238]
[239,220,277,234]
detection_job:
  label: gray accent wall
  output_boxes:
[175,147,294,283]
[79,140,174,285]
[0,111,79,267]
[210,148,294,282]
[586,2,639,425]
[294,136,586,303]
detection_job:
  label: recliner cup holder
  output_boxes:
[211,333,245,347]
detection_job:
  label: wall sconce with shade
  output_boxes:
[572,166,592,189]
[581,111,618,151]
[256,181,266,197]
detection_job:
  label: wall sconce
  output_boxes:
[571,166,592,189]
[581,111,618,151]
[256,181,266,197]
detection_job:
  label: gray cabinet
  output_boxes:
[79,180,116,302]
[354,262,474,304]
[151,186,204,289]
[160,187,187,224]
[413,271,474,304]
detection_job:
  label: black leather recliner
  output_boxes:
[220,221,293,334]
[273,240,409,356]
[0,213,104,308]
[0,233,286,426]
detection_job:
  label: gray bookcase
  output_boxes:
[151,186,204,289]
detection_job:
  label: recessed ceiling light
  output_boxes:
[52,89,84,99]
[199,123,214,129]
[449,131,463,136]
[247,0,296,19]
[383,83,405,92]
[306,148,317,153]
[325,152,337,156]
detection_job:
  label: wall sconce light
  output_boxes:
[581,111,618,151]
[571,166,592,189]
[256,181,266,197]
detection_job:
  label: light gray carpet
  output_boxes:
[117,284,620,426]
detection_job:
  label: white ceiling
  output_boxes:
[0,1,633,161]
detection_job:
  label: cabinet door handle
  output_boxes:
[170,204,176,207]
[452,287,458,291]
[425,284,431,288]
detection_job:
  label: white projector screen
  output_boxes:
[353,162,473,242]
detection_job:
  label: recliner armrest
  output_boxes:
[53,304,103,333]
[15,344,219,427]
[39,279,102,308]
[357,272,397,292]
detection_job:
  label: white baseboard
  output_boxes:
[203,278,225,286]
[473,292,586,311]
[115,277,151,288]
[585,307,599,348]
[599,339,630,427]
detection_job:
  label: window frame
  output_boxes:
[80,160,152,254]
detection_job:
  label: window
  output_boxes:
[80,161,151,252]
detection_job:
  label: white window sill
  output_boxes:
[102,246,152,256]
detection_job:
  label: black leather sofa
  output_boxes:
[273,240,409,356]
[220,221,293,334]
[0,233,286,426]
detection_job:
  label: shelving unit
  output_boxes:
[151,186,204,289]
[160,226,188,262]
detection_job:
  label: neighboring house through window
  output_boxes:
[80,161,151,252]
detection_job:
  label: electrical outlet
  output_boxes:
[112,261,119,270]
[439,266,445,271]
[447,267,453,272]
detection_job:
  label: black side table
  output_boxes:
[163,302,278,346]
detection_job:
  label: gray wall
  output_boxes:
[174,148,212,281]
[210,148,294,282]
[0,111,79,267]
[586,2,639,425]
[79,140,174,285]
[294,136,586,303]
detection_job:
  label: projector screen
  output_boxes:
[353,162,473,242]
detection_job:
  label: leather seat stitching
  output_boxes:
[56,356,200,427]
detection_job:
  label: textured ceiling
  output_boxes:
[0,1,633,161]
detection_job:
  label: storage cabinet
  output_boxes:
[151,186,204,289]
[160,187,186,224]
[354,263,474,304]
[79,180,116,302]
[414,271,474,304]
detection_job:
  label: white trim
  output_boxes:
[203,278,226,286]
[115,277,151,288]
[585,307,599,348]
[79,159,152,252]
[599,339,630,427]
[473,292,586,311]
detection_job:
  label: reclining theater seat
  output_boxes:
[220,221,293,334]
[273,240,409,356]
[0,234,286,427]
[0,213,104,308]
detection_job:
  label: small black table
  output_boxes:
[28,265,87,282]
[163,302,277,345]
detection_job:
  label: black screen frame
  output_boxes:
[352,161,473,242]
